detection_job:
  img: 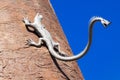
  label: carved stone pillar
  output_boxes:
[0,0,84,80]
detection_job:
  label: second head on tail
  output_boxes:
[100,18,111,27]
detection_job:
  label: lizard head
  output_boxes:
[38,14,43,20]
[34,13,43,22]
[37,13,43,20]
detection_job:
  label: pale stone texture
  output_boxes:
[0,0,84,80]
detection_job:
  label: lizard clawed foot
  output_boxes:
[22,17,31,25]
[26,39,35,46]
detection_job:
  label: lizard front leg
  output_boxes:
[27,38,43,47]
[23,17,35,28]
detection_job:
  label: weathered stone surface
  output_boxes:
[0,0,84,80]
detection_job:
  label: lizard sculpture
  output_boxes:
[23,13,110,61]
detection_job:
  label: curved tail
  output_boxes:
[46,16,111,61]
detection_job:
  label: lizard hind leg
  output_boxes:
[53,42,68,57]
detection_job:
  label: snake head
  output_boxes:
[101,19,111,27]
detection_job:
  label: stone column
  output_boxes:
[0,0,84,80]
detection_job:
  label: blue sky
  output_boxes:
[50,0,119,80]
